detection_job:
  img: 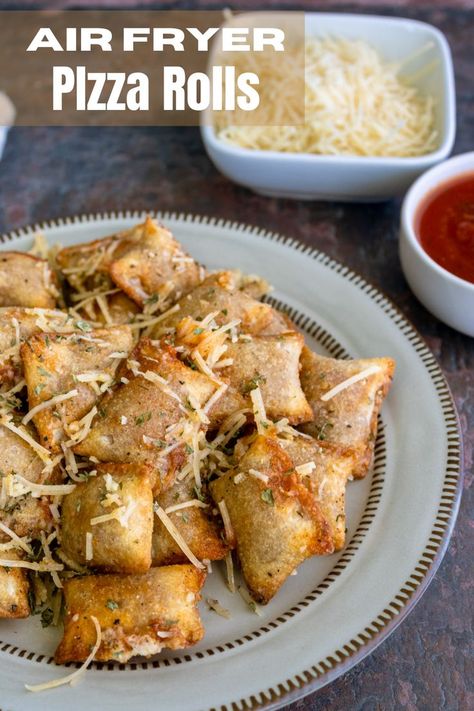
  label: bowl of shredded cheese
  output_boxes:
[201,13,456,201]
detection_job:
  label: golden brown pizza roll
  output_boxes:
[209,332,313,426]
[152,476,227,566]
[210,435,333,603]
[300,347,395,478]
[56,234,118,295]
[0,418,54,540]
[108,217,202,309]
[279,436,353,550]
[74,339,220,489]
[60,463,154,574]
[20,326,133,452]
[151,271,275,339]
[0,308,74,390]
[0,252,59,309]
[54,565,206,663]
[0,552,30,618]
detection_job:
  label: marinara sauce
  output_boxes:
[416,173,474,284]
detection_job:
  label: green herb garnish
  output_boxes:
[75,320,92,332]
[241,373,266,394]
[317,421,334,441]
[135,412,152,426]
[261,489,274,506]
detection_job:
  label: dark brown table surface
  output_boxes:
[0,2,472,709]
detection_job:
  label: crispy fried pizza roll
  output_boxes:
[0,552,30,618]
[0,252,59,309]
[60,463,154,574]
[0,307,67,389]
[20,326,133,452]
[54,565,206,663]
[108,217,202,308]
[0,308,87,387]
[0,308,73,390]
[57,218,202,308]
[209,333,313,426]
[279,436,353,550]
[210,435,333,604]
[152,476,227,566]
[300,347,395,478]
[74,339,220,488]
[0,417,54,540]
[56,225,138,294]
[151,271,275,339]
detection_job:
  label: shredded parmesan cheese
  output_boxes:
[0,558,63,573]
[248,468,270,484]
[203,382,228,415]
[0,522,33,556]
[164,499,208,514]
[6,474,76,499]
[0,418,51,463]
[90,507,126,526]
[238,585,262,616]
[217,500,235,546]
[85,532,93,561]
[225,551,235,593]
[250,386,268,434]
[320,365,381,401]
[206,597,231,619]
[154,504,205,569]
[22,389,79,425]
[295,461,316,476]
[216,38,438,158]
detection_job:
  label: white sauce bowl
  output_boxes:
[400,151,474,337]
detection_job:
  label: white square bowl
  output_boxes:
[201,13,456,201]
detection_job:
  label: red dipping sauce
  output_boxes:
[416,172,474,284]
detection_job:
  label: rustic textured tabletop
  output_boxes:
[0,2,472,710]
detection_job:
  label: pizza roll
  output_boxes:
[20,326,133,452]
[279,436,353,550]
[0,418,54,540]
[209,333,313,426]
[60,463,154,574]
[55,565,206,663]
[74,339,219,489]
[210,435,333,603]
[152,476,227,566]
[0,252,59,309]
[108,218,202,309]
[300,347,395,478]
[0,308,73,390]
[151,271,275,339]
[0,552,30,618]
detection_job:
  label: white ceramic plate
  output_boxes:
[0,213,462,710]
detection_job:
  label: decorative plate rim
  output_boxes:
[0,211,464,711]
